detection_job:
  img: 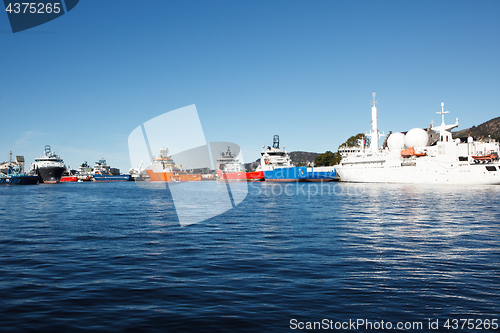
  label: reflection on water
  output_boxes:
[0,182,499,331]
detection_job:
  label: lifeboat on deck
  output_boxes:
[472,151,498,162]
[401,147,426,158]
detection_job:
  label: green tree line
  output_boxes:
[314,133,369,166]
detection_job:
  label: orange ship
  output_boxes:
[145,147,202,182]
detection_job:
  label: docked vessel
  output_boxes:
[303,167,337,182]
[129,161,150,181]
[60,175,78,182]
[60,166,77,182]
[335,93,500,184]
[257,135,337,182]
[76,161,92,181]
[30,145,65,183]
[257,135,307,182]
[0,164,39,185]
[216,147,264,181]
[145,147,202,182]
[91,158,130,182]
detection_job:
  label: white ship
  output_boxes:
[335,93,500,184]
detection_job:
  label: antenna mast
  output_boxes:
[368,92,383,153]
[437,102,449,126]
[273,135,280,149]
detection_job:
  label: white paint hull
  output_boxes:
[336,157,500,185]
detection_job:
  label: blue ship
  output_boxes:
[90,158,131,182]
[303,167,337,182]
[0,164,39,185]
[92,174,131,182]
[258,135,338,182]
[264,166,307,182]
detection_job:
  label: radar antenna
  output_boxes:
[370,91,378,106]
[273,135,280,149]
[437,102,449,126]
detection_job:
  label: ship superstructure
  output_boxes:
[216,147,264,181]
[257,135,307,181]
[146,147,202,182]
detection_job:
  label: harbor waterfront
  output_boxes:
[1,181,499,331]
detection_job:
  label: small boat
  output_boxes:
[400,147,427,158]
[0,164,39,185]
[471,151,499,163]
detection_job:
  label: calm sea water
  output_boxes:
[1,181,499,332]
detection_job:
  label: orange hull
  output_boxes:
[145,169,202,182]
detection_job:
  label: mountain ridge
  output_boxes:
[452,117,500,141]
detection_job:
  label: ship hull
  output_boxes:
[217,170,264,181]
[60,176,78,182]
[145,169,202,182]
[0,175,39,185]
[336,159,500,185]
[37,166,65,183]
[264,167,307,182]
[303,167,338,182]
[92,174,131,182]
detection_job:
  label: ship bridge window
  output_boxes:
[485,166,497,172]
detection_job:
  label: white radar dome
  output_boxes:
[387,132,406,151]
[404,128,429,148]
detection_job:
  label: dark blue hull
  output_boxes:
[303,169,337,182]
[0,175,39,185]
[264,167,307,182]
[92,174,131,182]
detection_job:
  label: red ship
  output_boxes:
[216,147,264,181]
[60,176,77,182]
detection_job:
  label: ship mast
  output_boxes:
[431,102,459,133]
[438,102,449,127]
[368,92,384,153]
[273,135,279,149]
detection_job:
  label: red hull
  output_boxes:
[60,176,78,182]
[217,170,264,181]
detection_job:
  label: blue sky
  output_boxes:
[1,0,499,172]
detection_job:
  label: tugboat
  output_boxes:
[216,147,264,181]
[257,136,336,182]
[91,158,130,182]
[257,135,307,182]
[0,164,39,185]
[76,161,92,181]
[60,166,78,182]
[30,145,65,183]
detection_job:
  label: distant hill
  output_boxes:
[243,151,319,171]
[289,151,319,165]
[453,117,500,141]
